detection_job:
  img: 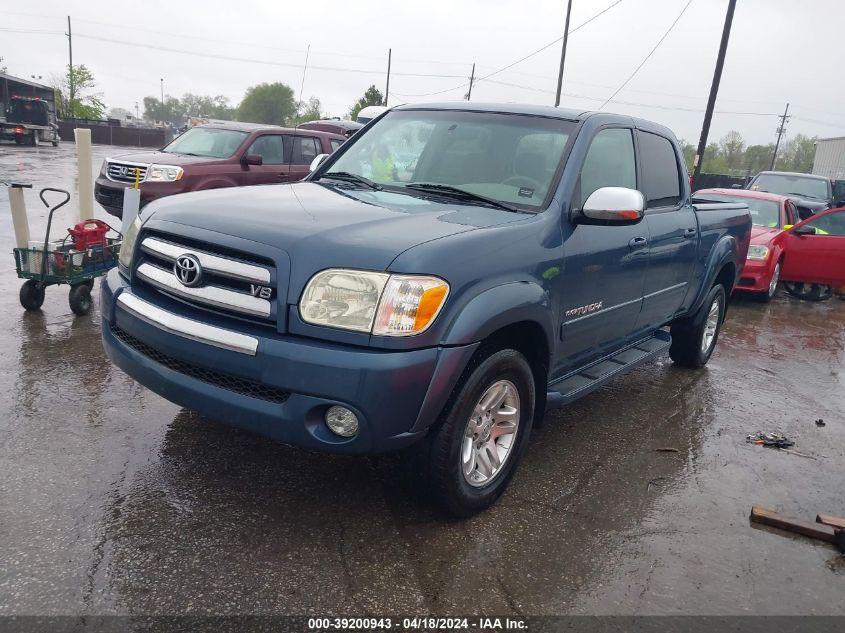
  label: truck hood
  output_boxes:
[109,150,224,167]
[142,182,527,284]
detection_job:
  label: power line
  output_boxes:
[70,33,467,79]
[598,0,694,110]
[392,0,624,99]
[791,115,845,130]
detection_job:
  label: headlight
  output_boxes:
[119,216,143,270]
[747,245,770,260]
[299,269,389,332]
[145,164,184,182]
[99,159,108,177]
[299,269,449,336]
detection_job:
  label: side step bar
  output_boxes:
[546,330,671,409]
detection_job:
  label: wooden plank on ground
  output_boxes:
[816,514,845,530]
[750,506,836,543]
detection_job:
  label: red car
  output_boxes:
[94,122,346,218]
[780,206,845,300]
[696,188,799,301]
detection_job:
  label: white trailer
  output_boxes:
[812,137,845,180]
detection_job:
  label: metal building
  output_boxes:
[812,137,845,180]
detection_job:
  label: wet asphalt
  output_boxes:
[0,143,843,616]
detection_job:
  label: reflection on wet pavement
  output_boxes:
[1,145,843,615]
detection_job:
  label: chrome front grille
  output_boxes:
[107,161,149,183]
[138,235,275,323]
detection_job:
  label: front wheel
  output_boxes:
[758,260,782,303]
[416,348,535,517]
[669,284,726,368]
[68,284,93,316]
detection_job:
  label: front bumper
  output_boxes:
[736,258,775,293]
[94,177,184,218]
[100,270,477,454]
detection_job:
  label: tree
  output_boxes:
[776,134,817,173]
[237,82,296,126]
[718,131,746,171]
[297,96,322,123]
[0,56,7,74]
[678,139,696,173]
[348,85,384,120]
[701,142,728,174]
[180,93,235,120]
[744,144,776,175]
[53,64,105,119]
[142,95,183,124]
[107,107,133,121]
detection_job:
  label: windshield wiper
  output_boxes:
[317,171,382,191]
[404,182,520,213]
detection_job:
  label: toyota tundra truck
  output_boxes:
[101,103,751,516]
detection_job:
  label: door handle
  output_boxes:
[683,228,697,239]
[628,236,648,249]
[277,173,290,181]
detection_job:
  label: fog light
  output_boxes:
[325,406,359,437]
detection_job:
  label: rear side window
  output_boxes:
[330,139,344,152]
[283,136,321,165]
[575,128,636,209]
[639,132,682,208]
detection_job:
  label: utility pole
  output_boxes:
[135,102,139,122]
[384,48,391,106]
[554,0,573,107]
[691,0,737,190]
[66,16,73,118]
[466,63,476,101]
[770,103,790,170]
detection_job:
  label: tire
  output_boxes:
[414,348,536,517]
[51,140,59,147]
[31,132,39,147]
[783,282,833,302]
[82,278,96,290]
[19,280,45,311]
[68,284,93,316]
[757,260,782,303]
[669,284,726,369]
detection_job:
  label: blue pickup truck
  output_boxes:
[101,103,751,516]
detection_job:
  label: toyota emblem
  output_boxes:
[174,254,202,287]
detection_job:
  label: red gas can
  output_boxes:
[68,220,110,251]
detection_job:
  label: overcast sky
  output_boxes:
[3,0,844,145]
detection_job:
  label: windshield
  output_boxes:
[162,127,248,159]
[700,194,782,228]
[750,174,829,200]
[327,109,575,211]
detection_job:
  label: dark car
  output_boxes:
[298,119,363,138]
[94,122,346,218]
[101,102,750,516]
[746,170,833,219]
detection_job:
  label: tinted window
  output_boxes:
[639,132,681,208]
[575,128,636,209]
[330,139,344,152]
[806,210,845,236]
[247,135,285,164]
[284,136,320,165]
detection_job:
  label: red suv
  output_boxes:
[95,122,345,218]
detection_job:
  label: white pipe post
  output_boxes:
[9,186,31,248]
[74,128,94,221]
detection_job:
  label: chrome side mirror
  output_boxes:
[309,153,329,173]
[580,187,645,224]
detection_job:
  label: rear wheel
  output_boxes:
[670,284,726,368]
[783,282,833,302]
[415,348,535,517]
[19,280,45,311]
